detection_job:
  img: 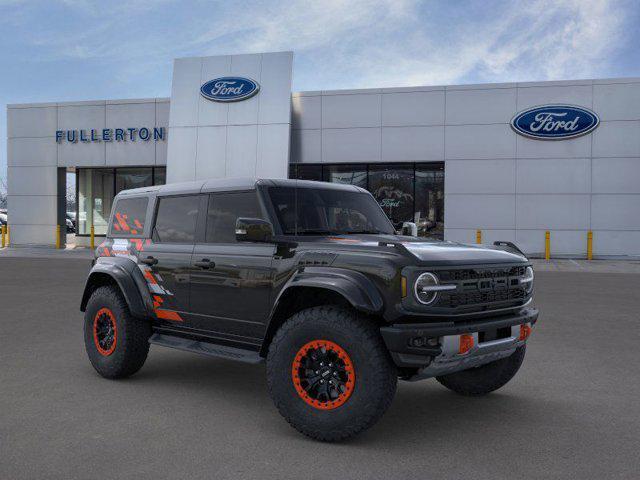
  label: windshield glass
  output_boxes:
[267,186,395,235]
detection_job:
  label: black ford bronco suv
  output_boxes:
[81,178,538,441]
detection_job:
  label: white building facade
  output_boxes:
[6,51,640,257]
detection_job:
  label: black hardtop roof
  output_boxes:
[115,177,368,198]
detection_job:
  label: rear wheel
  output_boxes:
[84,285,151,379]
[266,306,397,442]
[436,345,526,396]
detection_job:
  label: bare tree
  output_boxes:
[0,175,7,209]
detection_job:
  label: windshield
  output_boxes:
[267,186,395,236]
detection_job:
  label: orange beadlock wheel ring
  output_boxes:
[291,340,356,410]
[93,308,117,356]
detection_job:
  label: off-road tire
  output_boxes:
[436,345,526,396]
[84,285,151,379]
[266,306,397,442]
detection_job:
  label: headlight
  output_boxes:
[522,266,534,294]
[414,272,446,305]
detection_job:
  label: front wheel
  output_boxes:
[84,285,151,379]
[436,345,526,396]
[266,306,397,442]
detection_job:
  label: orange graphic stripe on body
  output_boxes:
[143,270,158,285]
[155,309,183,322]
[134,219,143,229]
[153,295,163,308]
[131,239,144,251]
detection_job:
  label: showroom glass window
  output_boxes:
[415,164,444,238]
[77,167,166,236]
[78,169,114,235]
[289,162,445,239]
[368,164,414,229]
[322,164,367,188]
[290,164,322,181]
[115,168,153,195]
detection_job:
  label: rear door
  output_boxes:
[141,194,200,324]
[188,191,276,343]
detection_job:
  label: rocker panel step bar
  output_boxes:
[149,333,264,364]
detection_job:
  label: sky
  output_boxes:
[1,0,639,190]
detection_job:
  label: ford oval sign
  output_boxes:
[200,77,260,102]
[511,105,599,140]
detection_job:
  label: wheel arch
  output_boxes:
[80,259,153,320]
[259,268,384,357]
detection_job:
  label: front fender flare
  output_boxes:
[80,257,153,319]
[260,267,385,356]
[277,267,384,314]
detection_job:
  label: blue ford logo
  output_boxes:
[200,77,260,102]
[511,105,599,140]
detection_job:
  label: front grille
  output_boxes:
[438,266,526,282]
[435,266,528,310]
[442,287,526,308]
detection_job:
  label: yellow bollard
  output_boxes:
[1,225,5,248]
[587,230,593,260]
[6,225,9,246]
[476,229,482,244]
[545,230,551,260]
[90,225,95,250]
[56,225,61,249]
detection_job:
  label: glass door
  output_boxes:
[415,164,444,239]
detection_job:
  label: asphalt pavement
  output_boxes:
[1,255,639,479]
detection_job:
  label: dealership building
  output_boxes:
[6,51,640,257]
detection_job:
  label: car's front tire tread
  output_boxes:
[267,306,397,442]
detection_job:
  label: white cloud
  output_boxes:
[5,0,631,89]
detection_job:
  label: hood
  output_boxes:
[302,234,528,265]
[399,240,527,264]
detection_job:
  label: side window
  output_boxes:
[109,197,148,237]
[153,195,199,243]
[206,192,262,243]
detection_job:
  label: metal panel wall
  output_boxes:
[6,99,169,246]
[291,78,640,258]
[166,52,293,183]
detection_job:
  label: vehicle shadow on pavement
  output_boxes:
[118,348,572,448]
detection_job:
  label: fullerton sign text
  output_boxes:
[55,127,166,144]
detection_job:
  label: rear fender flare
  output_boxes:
[80,257,153,319]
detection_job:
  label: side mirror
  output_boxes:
[400,221,418,237]
[235,217,274,243]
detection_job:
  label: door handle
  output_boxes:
[194,258,214,269]
[140,256,158,266]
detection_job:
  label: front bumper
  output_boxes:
[380,307,538,380]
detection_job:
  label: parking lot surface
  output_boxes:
[1,255,639,480]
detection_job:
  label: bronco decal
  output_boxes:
[96,238,183,322]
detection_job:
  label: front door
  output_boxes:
[141,194,200,325]
[188,191,275,345]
